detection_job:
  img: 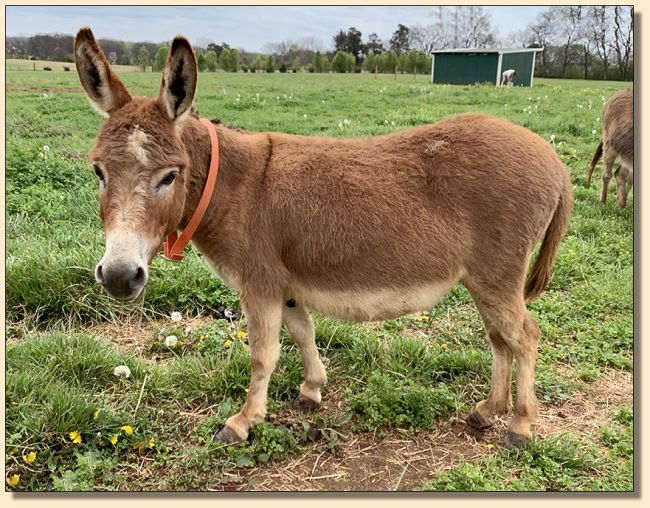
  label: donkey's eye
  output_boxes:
[158,172,177,188]
[93,164,104,181]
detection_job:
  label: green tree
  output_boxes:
[333,27,364,65]
[138,45,150,72]
[390,24,410,55]
[331,51,354,73]
[265,55,275,73]
[379,50,398,74]
[397,52,408,74]
[365,33,384,55]
[197,52,207,72]
[312,51,325,72]
[292,55,301,72]
[153,45,169,72]
[204,50,218,72]
[219,48,240,72]
[250,54,263,72]
[363,52,380,75]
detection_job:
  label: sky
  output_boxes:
[5,5,545,52]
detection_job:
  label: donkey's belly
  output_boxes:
[290,279,458,322]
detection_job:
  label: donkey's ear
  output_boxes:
[158,36,197,122]
[74,27,132,117]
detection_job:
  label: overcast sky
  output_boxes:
[6,5,545,52]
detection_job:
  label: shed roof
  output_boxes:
[430,47,544,55]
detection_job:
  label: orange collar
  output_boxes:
[162,118,220,262]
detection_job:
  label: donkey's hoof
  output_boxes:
[293,393,320,411]
[505,430,529,450]
[214,425,243,444]
[466,410,493,430]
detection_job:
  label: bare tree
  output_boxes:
[409,24,436,54]
[612,6,633,80]
[458,6,496,48]
[591,5,612,80]
[499,29,529,49]
[527,9,557,77]
[296,37,324,53]
[555,6,583,77]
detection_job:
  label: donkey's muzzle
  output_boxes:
[96,261,147,300]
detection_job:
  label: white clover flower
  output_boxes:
[592,129,597,135]
[303,114,308,119]
[343,118,350,125]
[550,134,556,142]
[184,325,192,334]
[43,145,50,153]
[113,365,131,378]
[165,335,178,348]
[338,122,344,129]
[170,311,182,322]
[224,308,234,319]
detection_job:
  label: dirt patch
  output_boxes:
[219,368,632,491]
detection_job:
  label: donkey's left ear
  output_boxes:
[159,36,197,122]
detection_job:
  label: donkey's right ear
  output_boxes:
[74,27,132,117]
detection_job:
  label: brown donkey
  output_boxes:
[586,87,634,208]
[75,28,573,449]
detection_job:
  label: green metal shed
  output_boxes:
[430,48,544,86]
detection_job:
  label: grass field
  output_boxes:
[5,65,634,491]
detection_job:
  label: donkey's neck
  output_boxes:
[177,117,270,253]
[179,118,213,228]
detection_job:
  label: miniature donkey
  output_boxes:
[75,28,572,449]
[587,88,634,208]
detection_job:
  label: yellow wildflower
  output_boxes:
[236,331,248,339]
[223,339,233,348]
[109,435,119,446]
[441,343,449,351]
[486,443,494,449]
[7,474,20,487]
[244,388,250,393]
[23,451,36,464]
[69,431,82,444]
[148,437,156,448]
[93,410,100,421]
[121,425,133,435]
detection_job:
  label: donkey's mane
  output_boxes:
[188,107,247,133]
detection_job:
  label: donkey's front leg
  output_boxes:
[215,297,283,442]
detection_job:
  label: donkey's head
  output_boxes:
[75,28,198,299]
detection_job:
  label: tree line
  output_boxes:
[6,6,633,80]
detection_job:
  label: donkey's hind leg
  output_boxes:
[465,289,514,430]
[600,144,617,206]
[283,302,327,409]
[464,281,541,449]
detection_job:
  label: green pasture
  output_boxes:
[5,66,633,491]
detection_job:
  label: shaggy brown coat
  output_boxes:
[587,87,634,208]
[75,27,573,449]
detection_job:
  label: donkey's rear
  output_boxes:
[587,87,633,208]
[74,28,573,450]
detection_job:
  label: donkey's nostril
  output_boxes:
[96,264,105,285]
[130,266,146,290]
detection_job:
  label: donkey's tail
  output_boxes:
[586,140,603,188]
[524,179,573,302]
